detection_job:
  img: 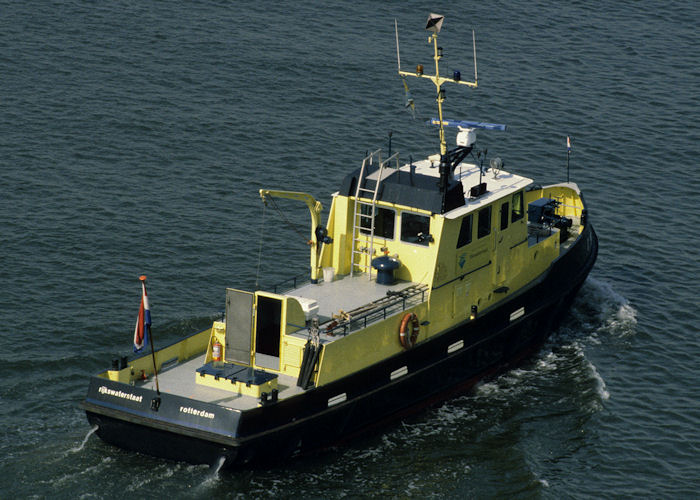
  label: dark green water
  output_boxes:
[2,1,699,497]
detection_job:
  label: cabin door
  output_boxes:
[254,295,282,370]
[225,288,255,365]
[453,280,471,319]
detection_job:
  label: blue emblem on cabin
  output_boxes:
[459,253,466,268]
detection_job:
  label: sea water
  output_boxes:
[1,1,699,497]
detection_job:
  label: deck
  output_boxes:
[284,272,428,343]
[136,274,429,409]
[137,354,305,411]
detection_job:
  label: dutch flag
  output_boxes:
[133,276,151,352]
[567,136,572,153]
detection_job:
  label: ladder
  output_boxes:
[350,150,400,279]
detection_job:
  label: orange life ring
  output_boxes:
[399,312,420,349]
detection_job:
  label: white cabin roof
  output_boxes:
[400,156,533,219]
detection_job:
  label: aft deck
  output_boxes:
[134,273,429,410]
[137,354,305,410]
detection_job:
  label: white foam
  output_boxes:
[580,277,638,337]
[588,361,610,403]
[67,425,98,454]
[606,302,638,332]
[51,456,112,487]
[191,456,225,492]
[124,462,187,492]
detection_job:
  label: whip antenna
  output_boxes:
[395,19,402,72]
[472,30,478,84]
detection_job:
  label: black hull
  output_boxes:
[85,224,598,468]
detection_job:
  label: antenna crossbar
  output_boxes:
[395,15,478,155]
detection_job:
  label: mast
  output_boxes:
[396,13,478,155]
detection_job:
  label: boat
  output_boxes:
[82,13,597,468]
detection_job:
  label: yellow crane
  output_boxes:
[259,189,325,283]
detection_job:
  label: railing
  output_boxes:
[321,284,428,337]
[271,272,310,294]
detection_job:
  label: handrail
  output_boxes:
[431,261,491,291]
[271,272,310,294]
[322,284,428,336]
[381,151,401,171]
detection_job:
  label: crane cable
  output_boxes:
[255,202,266,289]
[255,194,311,288]
[267,195,309,241]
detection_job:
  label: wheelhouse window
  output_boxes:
[360,205,395,239]
[500,201,509,230]
[457,214,473,248]
[401,212,431,246]
[511,191,524,222]
[478,206,492,238]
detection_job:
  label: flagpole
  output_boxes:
[147,323,160,395]
[140,275,160,395]
[566,136,572,183]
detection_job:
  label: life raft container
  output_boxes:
[399,312,420,349]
